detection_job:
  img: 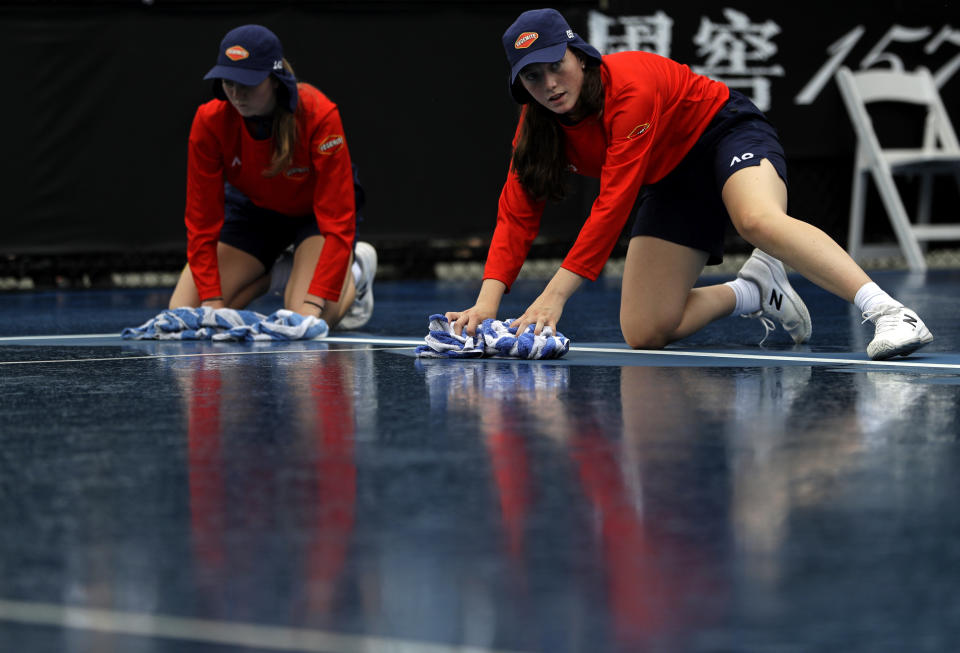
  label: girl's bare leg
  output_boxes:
[620,236,735,349]
[721,159,871,302]
[168,243,268,309]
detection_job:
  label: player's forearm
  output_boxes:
[476,278,508,312]
[543,267,584,303]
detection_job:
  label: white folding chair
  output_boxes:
[835,66,960,271]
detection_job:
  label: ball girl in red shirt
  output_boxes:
[447,9,931,360]
[170,25,376,330]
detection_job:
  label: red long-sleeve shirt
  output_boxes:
[185,83,356,301]
[484,51,730,289]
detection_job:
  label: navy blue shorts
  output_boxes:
[629,90,788,265]
[218,164,365,270]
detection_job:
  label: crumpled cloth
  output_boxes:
[414,314,570,359]
[121,307,328,341]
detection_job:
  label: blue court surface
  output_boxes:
[1,269,958,653]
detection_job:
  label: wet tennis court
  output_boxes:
[1,269,958,652]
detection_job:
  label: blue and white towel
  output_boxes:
[415,314,570,359]
[121,307,328,341]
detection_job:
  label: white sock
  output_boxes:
[725,278,761,316]
[352,261,362,285]
[854,282,902,315]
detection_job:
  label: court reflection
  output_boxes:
[417,360,728,651]
[166,343,363,626]
[411,359,579,647]
[619,362,943,635]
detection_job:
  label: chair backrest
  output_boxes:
[836,66,960,154]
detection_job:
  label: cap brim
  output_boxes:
[509,41,569,84]
[203,64,271,86]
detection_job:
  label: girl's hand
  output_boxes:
[447,279,507,336]
[511,268,583,336]
[511,292,565,337]
[446,305,494,337]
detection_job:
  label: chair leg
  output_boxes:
[871,168,927,271]
[917,173,933,225]
[916,173,934,255]
[847,168,867,262]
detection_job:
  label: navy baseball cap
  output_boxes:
[204,25,298,113]
[502,8,602,103]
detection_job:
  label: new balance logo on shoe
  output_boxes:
[769,289,783,311]
[903,314,918,327]
[736,248,812,345]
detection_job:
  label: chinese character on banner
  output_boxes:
[691,8,785,111]
[587,10,674,57]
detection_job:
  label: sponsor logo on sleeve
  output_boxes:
[627,123,650,139]
[514,32,539,49]
[225,45,250,61]
[318,134,344,155]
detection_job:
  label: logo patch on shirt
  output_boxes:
[225,45,250,61]
[627,123,650,139]
[514,32,539,49]
[318,134,344,155]
[284,166,310,179]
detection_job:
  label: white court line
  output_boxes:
[568,346,960,371]
[0,334,421,366]
[0,599,529,653]
[0,333,423,346]
[0,347,414,366]
[0,333,121,341]
[1,333,957,372]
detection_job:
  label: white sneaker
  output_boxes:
[737,248,812,344]
[338,241,377,330]
[863,304,933,360]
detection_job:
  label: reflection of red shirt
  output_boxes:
[484,51,730,289]
[185,83,356,301]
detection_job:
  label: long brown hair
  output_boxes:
[264,58,299,177]
[511,62,603,201]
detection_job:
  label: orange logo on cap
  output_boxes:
[225,45,250,61]
[318,134,344,155]
[514,32,539,49]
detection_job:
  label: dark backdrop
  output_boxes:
[2,0,958,266]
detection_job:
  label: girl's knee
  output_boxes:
[731,206,790,246]
[620,318,674,350]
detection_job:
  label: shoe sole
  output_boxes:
[356,241,376,311]
[338,243,377,330]
[338,297,373,330]
[867,330,934,360]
